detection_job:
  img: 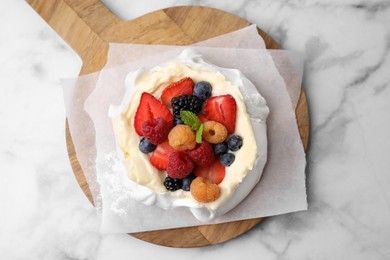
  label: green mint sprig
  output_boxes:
[195,124,204,144]
[180,110,204,143]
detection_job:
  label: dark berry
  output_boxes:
[182,173,196,191]
[193,81,212,101]
[174,117,184,126]
[227,135,243,151]
[141,117,170,144]
[220,153,235,166]
[139,137,157,153]
[213,142,228,155]
[171,95,202,119]
[164,176,182,191]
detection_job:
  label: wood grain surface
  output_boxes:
[28,0,309,247]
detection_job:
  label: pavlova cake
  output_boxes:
[110,49,269,222]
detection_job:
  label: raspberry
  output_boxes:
[168,125,196,151]
[188,141,215,167]
[141,117,170,144]
[166,152,194,179]
[202,121,228,144]
[190,177,221,203]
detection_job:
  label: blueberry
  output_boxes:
[174,117,184,126]
[213,142,228,155]
[227,135,243,151]
[193,81,212,101]
[220,153,235,167]
[182,173,196,191]
[139,137,157,153]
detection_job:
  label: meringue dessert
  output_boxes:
[110,49,269,222]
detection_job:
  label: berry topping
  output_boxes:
[166,152,194,179]
[174,117,184,126]
[134,92,173,136]
[164,176,182,192]
[190,177,221,203]
[188,141,215,167]
[227,135,243,151]
[213,142,228,156]
[168,125,196,151]
[194,160,226,184]
[202,121,228,144]
[220,153,235,167]
[182,173,196,191]
[204,94,237,133]
[141,117,170,145]
[172,95,202,119]
[150,140,175,170]
[161,77,194,106]
[193,81,212,101]
[139,137,157,154]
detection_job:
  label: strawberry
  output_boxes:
[161,77,194,106]
[204,94,237,133]
[194,160,226,184]
[197,113,208,123]
[134,92,173,136]
[150,140,175,170]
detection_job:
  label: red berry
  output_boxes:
[141,117,170,144]
[161,77,194,107]
[194,160,226,184]
[197,113,208,123]
[204,94,237,133]
[188,141,215,167]
[134,92,173,136]
[166,152,194,179]
[150,140,175,170]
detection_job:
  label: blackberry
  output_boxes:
[163,176,182,191]
[172,95,202,119]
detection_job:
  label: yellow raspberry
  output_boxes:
[168,125,196,151]
[202,121,228,144]
[190,177,221,203]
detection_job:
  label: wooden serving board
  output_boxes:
[27,0,309,247]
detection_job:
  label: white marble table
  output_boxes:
[1,0,390,259]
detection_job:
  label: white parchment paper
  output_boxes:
[62,25,307,233]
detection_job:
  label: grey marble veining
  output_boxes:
[1,0,390,259]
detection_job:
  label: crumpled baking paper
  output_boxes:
[62,25,307,233]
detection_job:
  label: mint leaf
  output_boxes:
[180,110,201,130]
[180,110,203,142]
[196,124,204,143]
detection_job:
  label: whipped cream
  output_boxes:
[109,49,269,221]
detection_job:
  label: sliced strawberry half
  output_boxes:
[194,160,226,184]
[150,140,175,170]
[161,77,194,106]
[204,94,237,133]
[197,113,208,123]
[134,92,173,136]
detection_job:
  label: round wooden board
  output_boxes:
[28,1,309,248]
